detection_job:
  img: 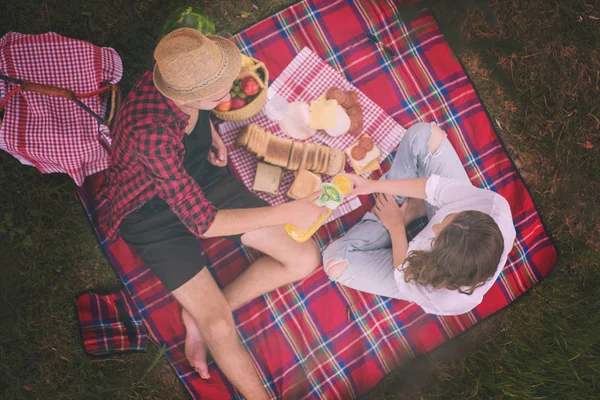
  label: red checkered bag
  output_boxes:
[0,32,123,185]
[75,289,148,357]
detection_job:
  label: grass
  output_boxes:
[1,0,599,399]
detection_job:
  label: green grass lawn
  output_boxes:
[1,0,599,399]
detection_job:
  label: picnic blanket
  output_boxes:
[79,0,558,398]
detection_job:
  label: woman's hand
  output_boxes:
[372,193,406,232]
[208,132,228,167]
[344,174,376,196]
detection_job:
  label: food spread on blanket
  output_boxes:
[236,123,346,177]
[234,86,380,198]
[284,175,353,242]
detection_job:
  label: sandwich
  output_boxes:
[253,162,284,196]
[345,135,380,175]
[287,169,322,200]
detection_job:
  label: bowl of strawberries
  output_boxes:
[212,54,269,122]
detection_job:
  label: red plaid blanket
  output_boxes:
[79,0,558,398]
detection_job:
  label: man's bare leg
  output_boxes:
[172,268,269,400]
[226,225,321,310]
[182,225,320,376]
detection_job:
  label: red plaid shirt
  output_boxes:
[96,71,217,240]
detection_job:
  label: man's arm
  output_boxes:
[203,195,324,238]
[136,128,326,238]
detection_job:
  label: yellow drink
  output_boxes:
[331,175,353,195]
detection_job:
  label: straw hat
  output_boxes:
[153,28,242,102]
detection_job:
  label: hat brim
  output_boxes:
[153,36,242,102]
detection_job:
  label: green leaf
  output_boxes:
[22,236,33,247]
[4,212,14,228]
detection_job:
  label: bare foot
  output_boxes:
[403,197,427,225]
[181,308,211,379]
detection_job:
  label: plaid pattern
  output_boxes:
[95,71,217,241]
[77,0,558,398]
[0,32,122,185]
[75,289,147,356]
[219,47,406,222]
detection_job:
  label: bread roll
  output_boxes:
[287,169,322,200]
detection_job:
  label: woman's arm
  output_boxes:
[388,224,409,268]
[371,194,410,268]
[347,175,428,200]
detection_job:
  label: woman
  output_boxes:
[323,122,516,315]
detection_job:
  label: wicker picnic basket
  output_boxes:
[212,57,269,122]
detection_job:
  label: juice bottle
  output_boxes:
[285,175,354,242]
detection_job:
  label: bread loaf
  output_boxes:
[237,124,346,176]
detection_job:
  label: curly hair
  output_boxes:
[402,210,504,295]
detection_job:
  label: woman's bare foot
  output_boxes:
[181,308,211,379]
[403,197,427,225]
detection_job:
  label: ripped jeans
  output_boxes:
[322,122,469,298]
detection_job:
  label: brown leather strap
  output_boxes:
[20,80,75,100]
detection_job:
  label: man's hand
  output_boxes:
[372,193,406,232]
[208,132,228,167]
[283,190,329,231]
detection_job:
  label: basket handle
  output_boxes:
[21,80,76,99]
[240,59,269,88]
[0,74,118,125]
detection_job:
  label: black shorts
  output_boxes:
[120,166,268,292]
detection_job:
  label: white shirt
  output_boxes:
[393,175,516,315]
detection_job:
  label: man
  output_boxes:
[97,28,327,399]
